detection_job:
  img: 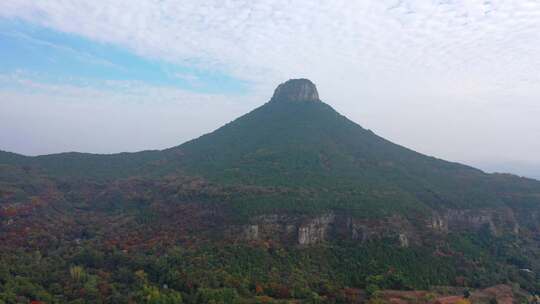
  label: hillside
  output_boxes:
[3,79,539,216]
[0,79,539,303]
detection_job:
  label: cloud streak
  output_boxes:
[2,1,538,86]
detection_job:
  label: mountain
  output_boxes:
[171,79,535,216]
[4,79,538,215]
[1,79,539,302]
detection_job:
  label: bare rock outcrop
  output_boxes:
[428,208,520,236]
[230,206,527,247]
[270,79,320,103]
[298,213,335,245]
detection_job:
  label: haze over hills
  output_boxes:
[0,79,539,302]
[1,79,539,212]
[474,161,540,181]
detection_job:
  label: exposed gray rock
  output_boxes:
[428,215,449,232]
[349,220,369,242]
[232,207,523,247]
[238,214,299,244]
[270,79,320,103]
[297,213,335,245]
[428,208,520,236]
[244,224,259,240]
[344,215,420,246]
[398,233,409,248]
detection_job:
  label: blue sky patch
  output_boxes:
[0,18,247,94]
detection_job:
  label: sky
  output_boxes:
[0,1,539,179]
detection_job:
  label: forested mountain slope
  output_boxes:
[0,79,539,303]
[3,79,540,215]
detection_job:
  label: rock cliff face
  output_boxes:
[270,79,320,103]
[344,215,419,246]
[297,214,335,245]
[240,214,331,245]
[235,212,415,246]
[235,207,525,246]
[428,208,520,236]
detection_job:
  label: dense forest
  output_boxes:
[1,223,538,303]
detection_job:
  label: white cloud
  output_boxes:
[1,0,540,165]
[0,75,256,155]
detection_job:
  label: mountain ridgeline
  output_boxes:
[1,79,540,301]
[2,79,539,216]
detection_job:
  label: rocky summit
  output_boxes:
[270,78,320,103]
